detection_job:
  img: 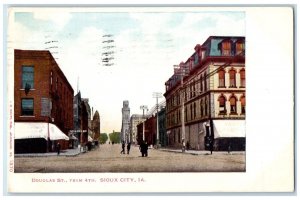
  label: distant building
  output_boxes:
[92,110,100,142]
[129,114,147,144]
[121,100,130,143]
[82,98,93,143]
[158,107,167,147]
[164,36,245,151]
[14,49,74,153]
[137,115,157,146]
[72,91,82,148]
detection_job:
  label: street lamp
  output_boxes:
[140,105,148,142]
[153,92,162,148]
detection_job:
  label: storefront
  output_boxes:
[212,120,246,151]
[14,122,69,153]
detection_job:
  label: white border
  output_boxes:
[2,3,296,196]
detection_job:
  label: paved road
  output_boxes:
[14,143,245,173]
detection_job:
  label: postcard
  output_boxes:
[4,6,294,194]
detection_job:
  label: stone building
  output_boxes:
[129,114,147,144]
[92,110,101,142]
[164,36,245,151]
[121,100,130,143]
[14,49,73,153]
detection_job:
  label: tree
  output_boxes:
[109,131,121,144]
[99,133,108,144]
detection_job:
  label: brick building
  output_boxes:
[164,36,245,151]
[137,115,157,147]
[14,49,74,153]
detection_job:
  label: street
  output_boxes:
[14,143,245,173]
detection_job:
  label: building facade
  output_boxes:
[129,114,147,144]
[164,36,245,151]
[121,100,130,143]
[14,49,74,153]
[137,115,157,147]
[92,110,101,143]
[158,108,167,147]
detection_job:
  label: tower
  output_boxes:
[121,100,130,143]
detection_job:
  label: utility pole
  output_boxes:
[140,105,148,142]
[181,73,186,152]
[175,64,188,152]
[153,92,162,148]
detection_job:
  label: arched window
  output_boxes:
[240,69,245,87]
[229,69,236,87]
[200,99,203,117]
[200,75,203,92]
[194,102,197,119]
[240,95,246,114]
[190,104,193,120]
[229,95,237,114]
[204,72,207,91]
[204,99,208,116]
[222,41,231,56]
[236,41,245,55]
[218,95,226,114]
[218,70,225,88]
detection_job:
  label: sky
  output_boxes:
[9,8,245,133]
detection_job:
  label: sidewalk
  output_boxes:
[157,148,245,155]
[14,148,81,157]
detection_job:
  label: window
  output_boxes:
[236,42,245,55]
[21,98,34,116]
[194,53,199,65]
[230,96,237,114]
[218,95,226,114]
[204,72,207,91]
[190,104,193,120]
[229,69,236,87]
[22,66,34,89]
[222,41,231,56]
[205,100,208,116]
[200,99,204,117]
[193,102,197,119]
[218,70,225,87]
[240,95,246,114]
[50,71,53,86]
[200,75,203,92]
[240,69,245,87]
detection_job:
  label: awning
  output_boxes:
[213,120,245,138]
[14,122,69,141]
[69,135,78,140]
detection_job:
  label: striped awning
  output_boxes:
[213,120,245,138]
[14,122,69,141]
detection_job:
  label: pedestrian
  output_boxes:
[186,141,190,151]
[120,141,125,154]
[127,142,131,154]
[57,142,61,155]
[144,141,148,157]
[228,142,231,154]
[210,139,213,155]
[140,141,148,157]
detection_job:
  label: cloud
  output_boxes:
[11,10,245,133]
[33,11,72,30]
